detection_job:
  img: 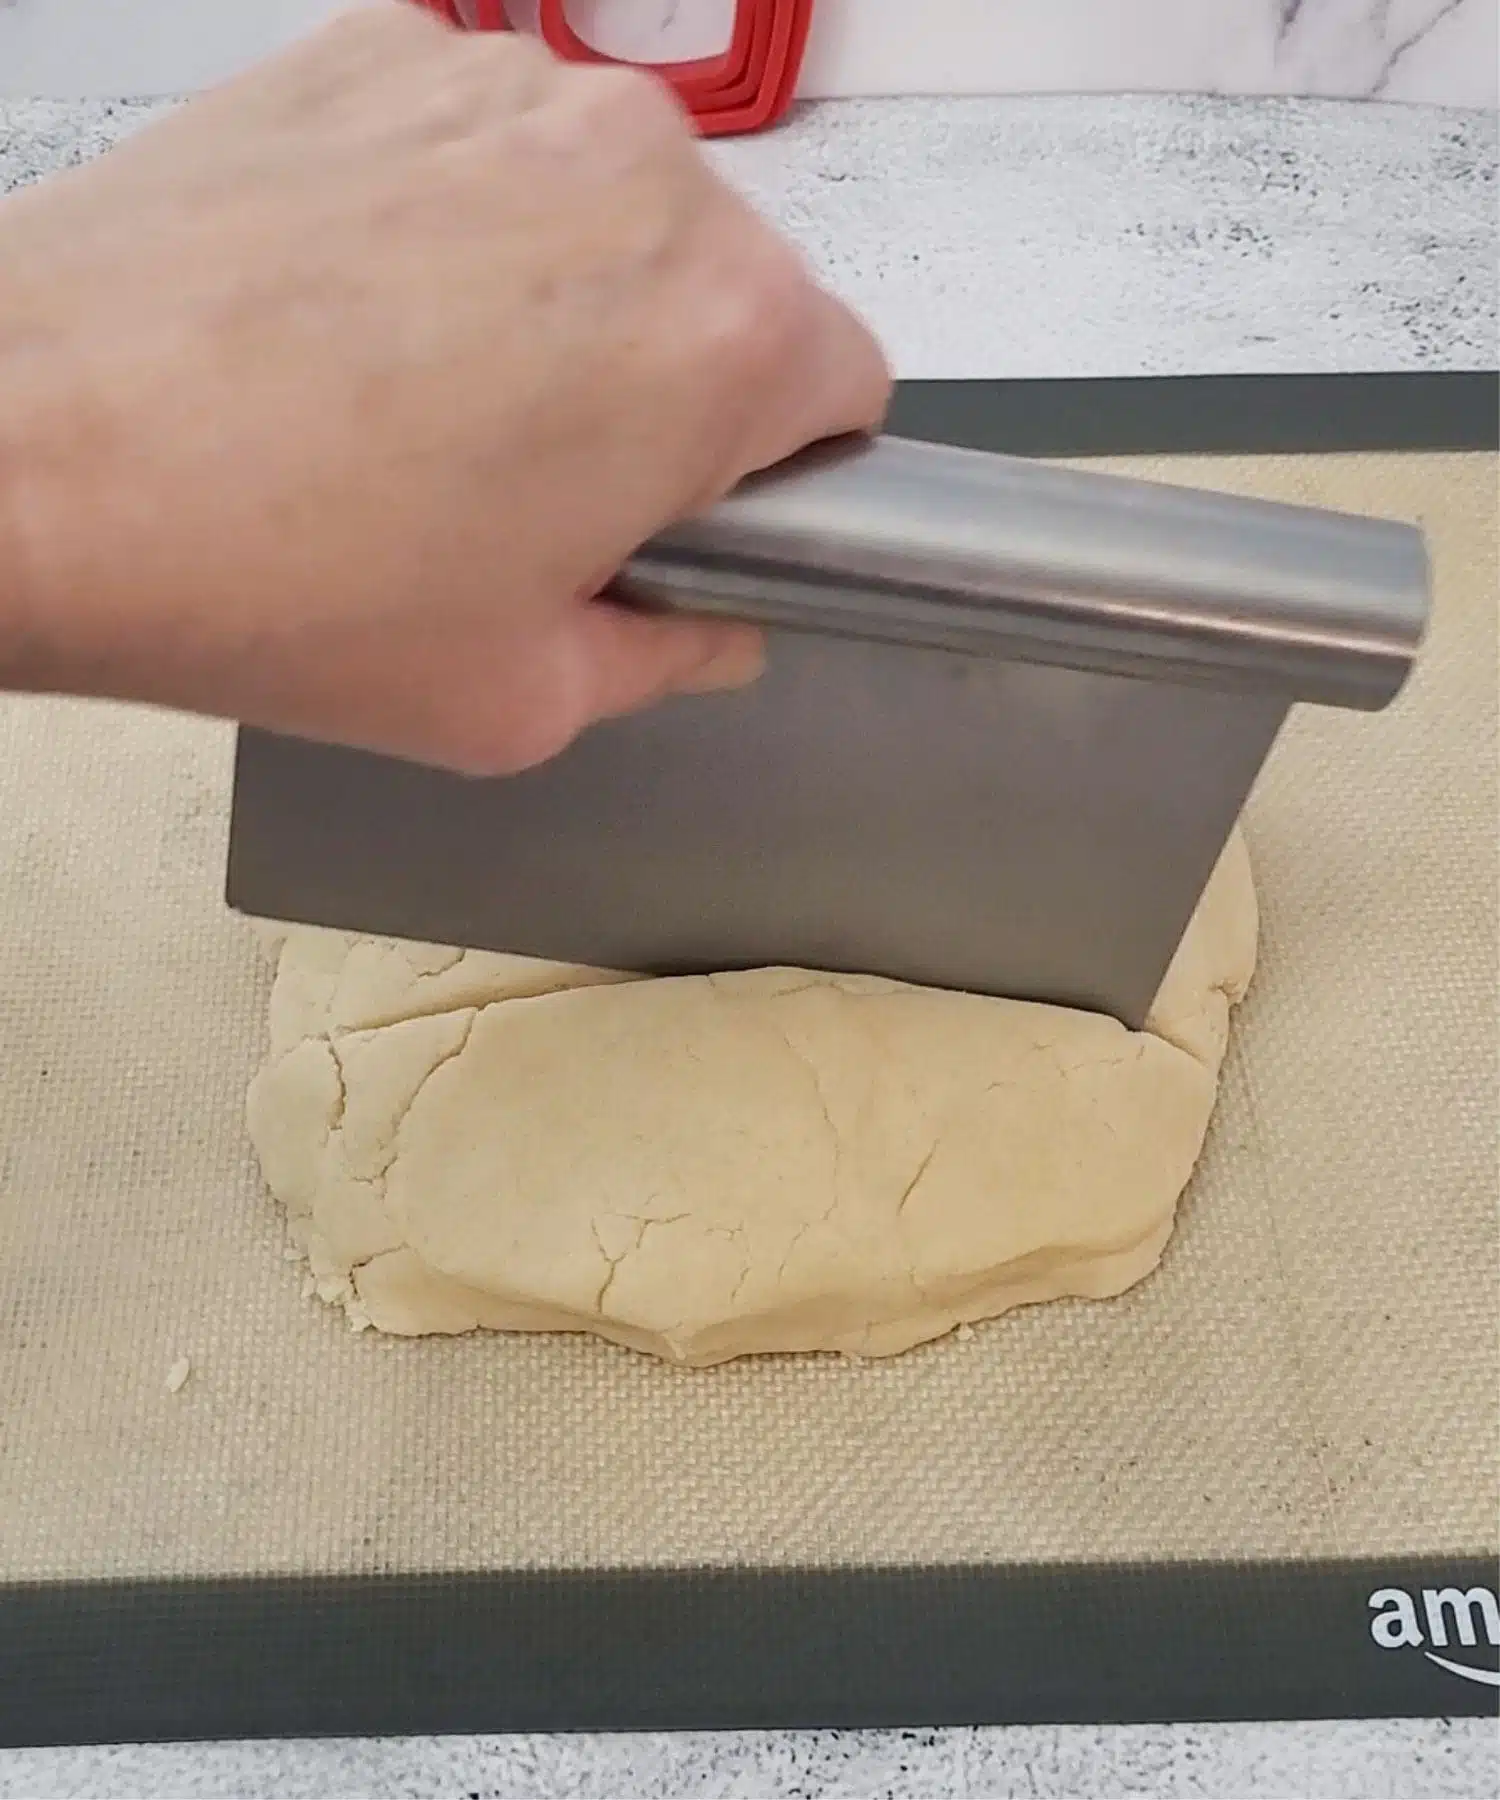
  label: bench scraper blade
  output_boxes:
[226,420,1427,1027]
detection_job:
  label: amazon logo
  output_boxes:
[1368,1583,1500,1688]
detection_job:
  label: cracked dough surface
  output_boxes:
[247,831,1256,1365]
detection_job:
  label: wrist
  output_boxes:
[0,296,48,689]
[0,226,91,694]
[0,189,255,717]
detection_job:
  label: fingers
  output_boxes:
[485,601,762,772]
[571,600,766,721]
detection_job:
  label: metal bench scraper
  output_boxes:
[226,432,1428,1027]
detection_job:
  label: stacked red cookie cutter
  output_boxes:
[414,2,814,136]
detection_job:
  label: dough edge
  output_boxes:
[246,830,1256,1366]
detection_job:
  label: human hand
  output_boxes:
[0,2,889,773]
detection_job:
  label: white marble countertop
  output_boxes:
[0,89,1496,1800]
[2,0,1496,107]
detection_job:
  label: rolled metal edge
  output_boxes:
[623,436,1431,712]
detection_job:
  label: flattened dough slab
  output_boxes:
[247,832,1256,1365]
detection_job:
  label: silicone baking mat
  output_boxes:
[0,374,1495,1743]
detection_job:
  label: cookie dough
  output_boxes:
[247,832,1256,1365]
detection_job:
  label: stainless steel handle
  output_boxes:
[619,434,1429,710]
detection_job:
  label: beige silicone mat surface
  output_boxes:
[0,451,1494,1584]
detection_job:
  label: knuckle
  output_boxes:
[335,0,437,49]
[476,27,555,79]
[443,719,558,780]
[498,712,580,775]
[401,73,496,145]
[569,63,688,141]
[710,235,813,369]
[445,671,586,779]
[752,239,815,333]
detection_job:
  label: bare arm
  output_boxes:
[0,3,889,774]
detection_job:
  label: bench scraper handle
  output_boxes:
[618,434,1428,711]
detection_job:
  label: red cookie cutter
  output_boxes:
[413,1,813,137]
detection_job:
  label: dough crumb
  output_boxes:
[164,1356,191,1394]
[956,1324,976,1342]
[282,1246,304,1262]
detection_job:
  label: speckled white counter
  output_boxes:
[3,93,1495,378]
[2,1719,1498,1798]
[0,90,1496,1800]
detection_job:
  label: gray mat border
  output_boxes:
[6,372,1497,1746]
